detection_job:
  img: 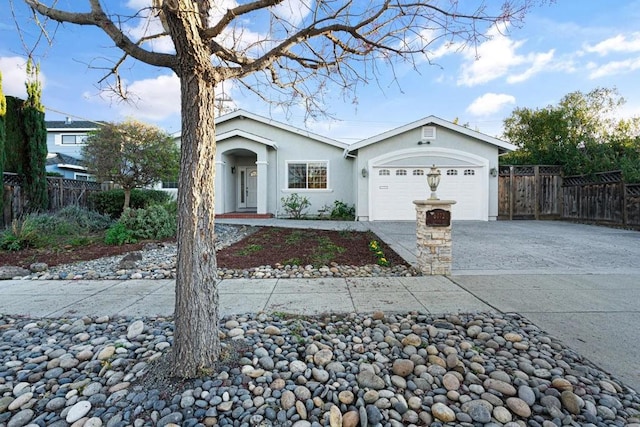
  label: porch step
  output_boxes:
[216,212,274,219]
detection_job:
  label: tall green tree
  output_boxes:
[22,59,48,212]
[25,0,540,377]
[502,87,640,178]
[82,120,179,210]
[0,72,6,222]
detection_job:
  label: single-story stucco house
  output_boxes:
[175,109,516,221]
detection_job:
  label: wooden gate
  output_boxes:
[498,165,562,220]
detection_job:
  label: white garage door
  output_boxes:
[371,166,485,220]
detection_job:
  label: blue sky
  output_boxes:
[2,1,640,143]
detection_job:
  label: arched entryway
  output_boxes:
[216,137,271,216]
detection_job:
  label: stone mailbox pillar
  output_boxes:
[413,199,456,275]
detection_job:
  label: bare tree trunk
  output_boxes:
[123,188,131,210]
[172,72,220,378]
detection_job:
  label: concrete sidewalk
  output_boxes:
[1,219,639,391]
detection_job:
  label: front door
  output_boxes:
[238,167,258,210]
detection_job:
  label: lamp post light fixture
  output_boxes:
[427,165,441,200]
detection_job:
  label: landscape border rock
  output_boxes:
[1,311,639,427]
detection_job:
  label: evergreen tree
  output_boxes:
[3,96,25,175]
[0,72,6,223]
[22,59,48,212]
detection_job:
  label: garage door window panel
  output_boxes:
[287,162,328,189]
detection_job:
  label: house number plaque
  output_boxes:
[426,209,450,227]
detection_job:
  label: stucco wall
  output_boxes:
[46,131,89,158]
[354,125,500,220]
[216,117,354,216]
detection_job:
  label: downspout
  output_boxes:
[275,148,279,218]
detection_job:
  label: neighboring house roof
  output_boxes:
[215,109,348,150]
[346,115,517,155]
[46,153,87,170]
[46,120,103,131]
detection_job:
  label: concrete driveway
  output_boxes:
[369,220,640,275]
[370,219,640,392]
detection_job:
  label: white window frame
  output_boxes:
[73,173,95,181]
[59,134,88,145]
[285,160,330,191]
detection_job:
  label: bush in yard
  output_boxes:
[281,193,311,219]
[90,189,171,219]
[116,205,176,241]
[0,218,40,250]
[0,208,113,250]
[56,205,113,232]
[105,222,137,245]
[330,200,355,220]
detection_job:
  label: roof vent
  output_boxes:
[421,126,436,140]
[65,117,72,124]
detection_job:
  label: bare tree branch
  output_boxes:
[24,0,177,69]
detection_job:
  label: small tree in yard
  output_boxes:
[23,0,541,378]
[82,120,179,211]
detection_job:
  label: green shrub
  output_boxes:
[56,205,113,232]
[117,205,176,241]
[281,193,311,219]
[330,200,355,220]
[89,189,172,218]
[105,222,137,245]
[0,218,39,250]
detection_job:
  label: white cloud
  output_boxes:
[95,73,181,121]
[466,93,516,117]
[506,50,555,83]
[272,0,312,27]
[589,57,640,79]
[0,56,34,98]
[457,24,554,86]
[584,32,640,56]
[90,73,241,122]
[124,0,175,53]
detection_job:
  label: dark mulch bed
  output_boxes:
[0,227,405,270]
[216,227,404,268]
[0,241,172,270]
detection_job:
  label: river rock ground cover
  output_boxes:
[0,225,405,271]
[1,311,639,427]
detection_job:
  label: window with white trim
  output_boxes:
[379,169,390,176]
[396,169,407,176]
[464,169,475,176]
[61,134,88,145]
[413,169,424,176]
[287,161,327,189]
[74,173,95,181]
[447,169,458,175]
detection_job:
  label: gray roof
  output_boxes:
[46,153,85,167]
[46,120,103,130]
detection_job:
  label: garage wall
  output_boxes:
[354,125,500,221]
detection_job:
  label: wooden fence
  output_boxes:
[499,166,640,228]
[498,165,563,220]
[2,173,102,226]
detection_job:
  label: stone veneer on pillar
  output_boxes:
[413,199,456,275]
